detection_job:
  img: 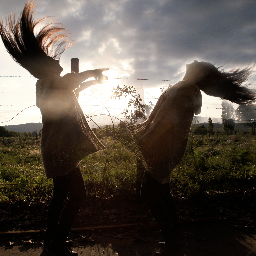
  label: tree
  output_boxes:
[208,117,214,135]
[112,85,153,196]
[112,85,150,124]
[0,126,17,137]
[223,119,235,134]
[221,100,234,121]
[235,104,256,121]
[194,124,207,135]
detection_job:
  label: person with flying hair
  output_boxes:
[0,1,108,256]
[132,60,255,255]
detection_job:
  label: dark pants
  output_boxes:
[44,168,86,248]
[141,171,178,240]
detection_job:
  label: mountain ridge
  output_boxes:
[3,117,223,133]
[4,123,43,133]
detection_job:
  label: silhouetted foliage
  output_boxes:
[208,118,214,135]
[222,100,234,121]
[0,126,18,137]
[193,124,207,135]
[235,104,256,121]
[223,119,235,134]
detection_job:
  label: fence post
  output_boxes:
[71,58,79,73]
[136,158,145,200]
[71,58,79,98]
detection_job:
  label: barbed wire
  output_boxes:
[0,92,36,94]
[2,84,254,125]
[0,76,33,77]
[0,75,173,81]
[0,101,129,124]
[1,105,36,124]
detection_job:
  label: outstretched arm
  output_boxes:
[76,68,109,85]
[59,68,109,90]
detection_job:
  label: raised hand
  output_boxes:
[94,68,109,84]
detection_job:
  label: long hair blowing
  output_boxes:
[198,63,255,105]
[0,1,73,78]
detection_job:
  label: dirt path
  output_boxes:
[1,192,256,255]
[1,220,256,256]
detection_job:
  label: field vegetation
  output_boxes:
[1,129,256,203]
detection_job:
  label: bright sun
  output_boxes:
[78,69,130,126]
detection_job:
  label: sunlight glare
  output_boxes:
[78,69,131,126]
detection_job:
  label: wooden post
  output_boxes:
[71,58,79,98]
[71,58,79,73]
[136,158,145,200]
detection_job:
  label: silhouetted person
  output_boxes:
[0,1,108,256]
[132,60,255,255]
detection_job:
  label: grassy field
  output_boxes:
[0,131,256,202]
[171,133,256,195]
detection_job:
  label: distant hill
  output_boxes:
[4,123,43,133]
[3,117,222,133]
[2,116,222,134]
[2,118,252,133]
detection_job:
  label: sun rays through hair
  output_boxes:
[217,66,255,104]
[197,63,255,105]
[0,0,73,78]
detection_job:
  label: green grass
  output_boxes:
[0,137,51,202]
[171,133,256,194]
[80,137,137,196]
[0,132,256,202]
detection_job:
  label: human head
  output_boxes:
[184,60,255,104]
[40,58,63,78]
[183,60,210,83]
[0,1,72,79]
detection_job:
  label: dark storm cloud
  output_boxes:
[1,0,256,85]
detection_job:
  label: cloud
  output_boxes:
[2,0,256,80]
[1,0,256,124]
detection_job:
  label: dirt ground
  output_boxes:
[1,191,256,255]
[1,221,256,256]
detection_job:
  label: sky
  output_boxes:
[1,0,256,127]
